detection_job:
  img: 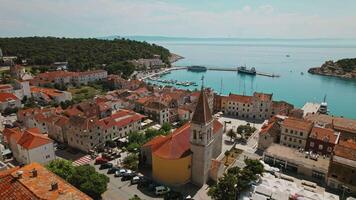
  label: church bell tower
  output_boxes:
[190,85,215,186]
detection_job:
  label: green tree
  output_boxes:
[208,171,238,200]
[160,122,172,133]
[46,159,75,181]
[128,131,146,145]
[123,154,139,171]
[68,165,109,199]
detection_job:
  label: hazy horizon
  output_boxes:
[1,0,356,39]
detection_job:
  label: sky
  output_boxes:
[1,0,356,38]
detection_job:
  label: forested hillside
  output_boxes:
[0,37,171,71]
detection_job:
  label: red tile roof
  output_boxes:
[16,128,53,150]
[253,92,272,101]
[0,84,13,90]
[282,117,313,132]
[0,162,92,200]
[0,92,19,103]
[334,140,356,161]
[191,89,212,124]
[228,94,252,104]
[309,127,339,144]
[96,109,145,129]
[144,120,223,160]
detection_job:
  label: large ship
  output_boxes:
[187,66,207,72]
[237,66,256,75]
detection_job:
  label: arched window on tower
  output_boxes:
[193,130,197,140]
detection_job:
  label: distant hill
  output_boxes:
[0,37,171,72]
[308,58,356,79]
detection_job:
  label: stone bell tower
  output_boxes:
[190,86,215,186]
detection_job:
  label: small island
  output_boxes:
[308,58,356,79]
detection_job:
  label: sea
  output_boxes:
[128,37,356,119]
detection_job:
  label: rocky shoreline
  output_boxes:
[169,53,184,63]
[308,59,356,79]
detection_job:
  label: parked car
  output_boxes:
[131,176,140,184]
[155,186,170,196]
[138,177,152,188]
[121,170,136,181]
[99,163,113,170]
[115,169,127,177]
[95,157,108,165]
[107,167,120,174]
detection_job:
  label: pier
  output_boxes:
[140,66,279,80]
[206,66,280,77]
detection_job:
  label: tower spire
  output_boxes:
[191,84,212,125]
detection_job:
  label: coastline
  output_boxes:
[169,53,184,64]
[308,68,356,80]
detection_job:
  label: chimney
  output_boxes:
[51,182,58,191]
[16,171,23,179]
[31,168,38,177]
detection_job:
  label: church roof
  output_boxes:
[191,89,212,124]
[143,120,223,160]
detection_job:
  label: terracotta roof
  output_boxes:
[309,127,339,144]
[253,92,272,101]
[227,94,252,104]
[0,92,19,102]
[282,117,313,132]
[144,120,223,160]
[16,128,53,150]
[0,167,38,200]
[334,140,356,161]
[31,86,66,98]
[96,109,145,129]
[191,89,212,124]
[0,162,92,200]
[3,127,22,144]
[333,117,356,134]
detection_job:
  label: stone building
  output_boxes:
[216,92,293,121]
[280,117,313,149]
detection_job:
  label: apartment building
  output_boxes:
[3,127,55,165]
[30,70,108,86]
[143,100,169,125]
[0,93,21,111]
[280,117,313,149]
[31,86,72,104]
[327,140,356,194]
[67,109,145,152]
[305,126,340,156]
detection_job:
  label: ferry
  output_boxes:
[187,66,207,72]
[237,66,256,75]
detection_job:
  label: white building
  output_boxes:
[3,127,55,165]
[0,92,21,111]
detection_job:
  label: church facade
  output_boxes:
[141,88,223,186]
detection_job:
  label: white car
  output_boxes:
[131,176,140,184]
[115,169,127,177]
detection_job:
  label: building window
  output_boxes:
[299,140,302,144]
[327,147,332,152]
[318,144,323,150]
[310,142,314,147]
[45,155,50,159]
[300,132,303,136]
[193,130,197,139]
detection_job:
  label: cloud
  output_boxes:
[0,0,355,38]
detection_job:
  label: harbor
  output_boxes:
[141,65,280,84]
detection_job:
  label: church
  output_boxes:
[141,87,224,186]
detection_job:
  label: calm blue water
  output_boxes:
[139,38,356,119]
